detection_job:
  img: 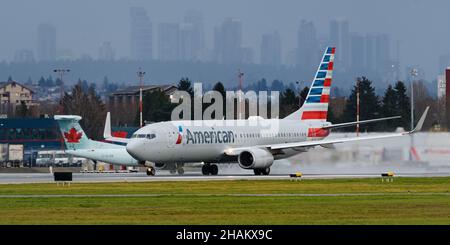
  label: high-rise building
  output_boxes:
[350,33,365,70]
[260,31,281,66]
[182,10,204,61]
[158,23,180,61]
[214,18,242,64]
[98,42,115,61]
[179,23,195,61]
[365,33,391,74]
[241,47,254,64]
[14,49,35,63]
[130,7,153,60]
[329,19,350,68]
[37,23,56,61]
[297,20,318,70]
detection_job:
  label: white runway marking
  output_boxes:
[0,172,449,184]
[0,192,448,198]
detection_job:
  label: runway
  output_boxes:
[0,192,449,198]
[0,171,449,184]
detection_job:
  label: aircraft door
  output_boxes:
[167,129,176,148]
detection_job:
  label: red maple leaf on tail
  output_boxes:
[64,127,83,143]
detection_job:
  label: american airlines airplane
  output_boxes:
[111,47,429,176]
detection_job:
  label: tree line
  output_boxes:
[58,75,438,140]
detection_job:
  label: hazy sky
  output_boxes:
[1,0,450,80]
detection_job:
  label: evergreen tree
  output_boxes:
[176,78,194,119]
[46,76,54,87]
[62,81,106,140]
[270,80,284,92]
[139,90,174,124]
[342,77,381,132]
[299,86,309,107]
[7,76,13,82]
[15,101,28,118]
[212,82,226,98]
[211,82,226,119]
[381,85,397,131]
[38,77,46,87]
[280,88,298,117]
[177,77,194,97]
[394,81,410,130]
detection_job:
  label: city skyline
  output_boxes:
[2,0,450,82]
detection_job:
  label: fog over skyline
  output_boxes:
[1,0,450,80]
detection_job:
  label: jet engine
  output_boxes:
[238,148,274,169]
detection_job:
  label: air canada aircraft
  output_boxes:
[107,47,429,176]
[55,113,188,175]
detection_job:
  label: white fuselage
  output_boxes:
[126,118,330,164]
[66,144,139,166]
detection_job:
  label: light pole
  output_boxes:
[53,68,70,114]
[356,78,360,137]
[137,68,146,127]
[410,68,418,130]
[238,69,244,119]
[410,68,418,161]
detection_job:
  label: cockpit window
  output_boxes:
[131,133,156,139]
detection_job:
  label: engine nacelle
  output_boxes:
[238,148,274,169]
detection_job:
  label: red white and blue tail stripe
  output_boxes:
[285,47,335,121]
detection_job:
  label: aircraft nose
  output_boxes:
[126,139,145,160]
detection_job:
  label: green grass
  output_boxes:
[0,177,449,224]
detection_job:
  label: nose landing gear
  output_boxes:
[202,163,218,175]
[146,166,156,176]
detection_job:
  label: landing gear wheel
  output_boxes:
[146,167,156,176]
[253,169,261,175]
[177,168,185,175]
[202,164,210,175]
[210,164,219,175]
[169,169,176,175]
[261,168,270,175]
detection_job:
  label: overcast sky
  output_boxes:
[1,0,449,80]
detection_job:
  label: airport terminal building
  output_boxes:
[0,117,138,167]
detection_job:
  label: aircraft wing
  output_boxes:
[225,107,428,155]
[322,115,401,130]
[271,106,428,150]
[270,131,407,150]
[103,112,131,144]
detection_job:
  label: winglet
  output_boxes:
[103,112,112,140]
[410,106,429,133]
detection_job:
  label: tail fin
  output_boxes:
[54,115,92,150]
[285,47,335,121]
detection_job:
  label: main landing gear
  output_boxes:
[202,163,218,175]
[253,168,270,176]
[146,166,156,176]
[169,163,185,175]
